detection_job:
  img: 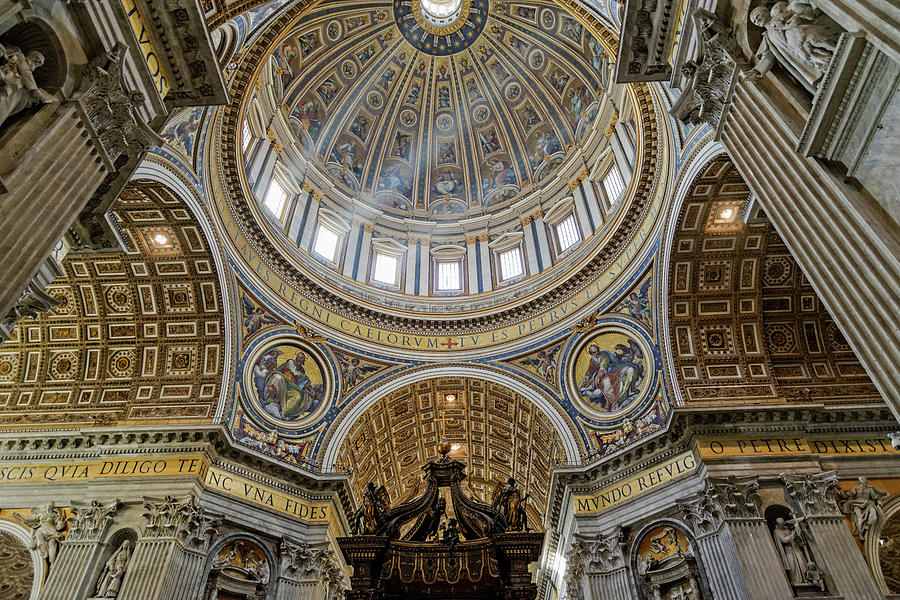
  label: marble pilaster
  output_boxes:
[277,538,346,600]
[38,500,120,600]
[677,483,751,599]
[117,495,220,600]
[781,471,882,599]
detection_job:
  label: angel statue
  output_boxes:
[351,481,390,535]
[94,540,133,597]
[748,0,842,93]
[14,502,66,572]
[837,477,889,542]
[491,478,530,531]
[0,43,55,129]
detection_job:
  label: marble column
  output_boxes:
[521,215,540,275]
[781,472,882,599]
[277,538,346,600]
[117,496,220,600]
[465,235,479,294]
[405,238,420,295]
[299,191,323,252]
[38,500,120,600]
[0,103,108,328]
[342,220,363,278]
[677,484,751,599]
[709,476,794,599]
[580,182,605,229]
[354,224,374,283]
[417,238,430,296]
[477,236,492,292]
[571,188,595,238]
[532,214,553,272]
[721,79,900,417]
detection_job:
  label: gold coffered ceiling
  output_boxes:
[0,180,225,428]
[336,378,565,527]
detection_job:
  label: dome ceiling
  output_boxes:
[269,0,610,216]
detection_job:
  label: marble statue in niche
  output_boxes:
[748,0,842,93]
[13,502,66,575]
[0,43,55,128]
[771,516,826,592]
[837,476,889,542]
[93,540,133,598]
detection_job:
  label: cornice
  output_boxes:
[0,424,355,520]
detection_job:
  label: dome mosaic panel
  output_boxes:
[268,0,611,217]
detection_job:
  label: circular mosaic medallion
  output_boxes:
[528,49,545,69]
[436,114,454,130]
[341,60,357,79]
[367,91,384,109]
[399,109,418,127]
[569,324,654,420]
[472,104,490,122]
[394,0,489,56]
[243,338,331,428]
[326,20,342,41]
[539,8,555,29]
[505,83,521,101]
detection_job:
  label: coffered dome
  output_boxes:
[258,0,614,219]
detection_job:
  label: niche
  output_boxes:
[635,524,703,599]
[203,539,271,600]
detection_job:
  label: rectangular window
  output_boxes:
[242,120,252,153]
[555,214,580,252]
[313,224,340,262]
[602,167,626,203]
[372,252,399,286]
[436,261,461,291]
[498,247,524,281]
[263,179,288,220]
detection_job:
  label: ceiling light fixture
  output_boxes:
[445,393,456,402]
[153,233,170,246]
[450,444,460,452]
[719,207,735,220]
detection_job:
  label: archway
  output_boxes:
[334,375,571,530]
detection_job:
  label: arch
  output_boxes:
[131,158,235,422]
[321,364,582,468]
[657,140,728,407]
[628,519,714,600]
[866,493,900,595]
[0,519,43,600]
[202,532,278,600]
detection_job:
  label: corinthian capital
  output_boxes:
[780,471,841,518]
[709,475,761,519]
[67,499,120,541]
[279,538,342,583]
[140,495,220,549]
[677,482,724,536]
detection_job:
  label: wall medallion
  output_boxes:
[243,338,331,427]
[569,324,654,420]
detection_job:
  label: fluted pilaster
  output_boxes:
[677,483,751,599]
[117,495,220,600]
[38,499,120,600]
[781,471,881,599]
